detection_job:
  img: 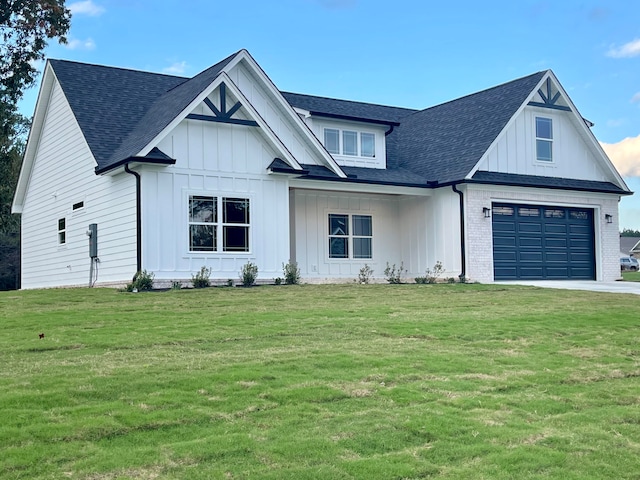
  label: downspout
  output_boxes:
[451,184,466,281]
[124,164,142,273]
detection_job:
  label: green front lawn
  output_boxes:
[622,270,640,282]
[1,284,639,479]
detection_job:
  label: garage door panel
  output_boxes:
[493,203,595,280]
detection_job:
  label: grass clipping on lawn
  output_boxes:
[0,284,639,479]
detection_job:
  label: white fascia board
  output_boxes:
[224,50,347,178]
[12,63,56,213]
[137,72,304,171]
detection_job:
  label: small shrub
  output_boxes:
[283,260,301,285]
[425,261,444,284]
[171,281,182,290]
[227,279,234,287]
[125,269,155,292]
[447,277,456,284]
[358,264,374,284]
[192,266,211,289]
[414,275,428,284]
[384,262,406,284]
[240,261,258,287]
[274,277,283,285]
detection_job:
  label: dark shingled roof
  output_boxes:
[471,171,630,195]
[392,71,547,184]
[281,92,417,124]
[48,56,624,194]
[50,51,239,171]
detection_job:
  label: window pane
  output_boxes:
[324,129,339,154]
[352,215,372,236]
[329,214,348,235]
[353,238,372,259]
[361,133,375,157]
[59,232,66,244]
[190,225,216,251]
[58,218,65,230]
[329,237,348,258]
[343,130,357,156]
[223,198,249,224]
[190,196,216,223]
[223,226,249,251]
[536,117,552,139]
[536,139,552,161]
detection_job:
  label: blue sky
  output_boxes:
[19,0,640,229]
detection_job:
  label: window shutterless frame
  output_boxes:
[328,213,372,260]
[535,117,553,162]
[57,218,66,245]
[323,127,376,158]
[188,194,251,253]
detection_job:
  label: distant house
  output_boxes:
[620,237,640,257]
[12,49,631,288]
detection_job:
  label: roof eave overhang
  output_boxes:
[308,111,401,127]
[95,156,176,175]
[464,177,633,196]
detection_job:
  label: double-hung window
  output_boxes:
[535,117,553,162]
[328,214,372,259]
[323,128,375,158]
[57,218,66,245]
[189,195,250,252]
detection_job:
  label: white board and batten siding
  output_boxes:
[20,80,137,289]
[226,62,328,168]
[147,115,291,282]
[479,106,610,182]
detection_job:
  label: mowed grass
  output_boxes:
[622,270,640,282]
[0,284,639,479]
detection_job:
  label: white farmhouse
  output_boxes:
[12,49,631,288]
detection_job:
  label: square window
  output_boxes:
[361,133,375,157]
[223,198,249,224]
[352,215,372,236]
[329,237,349,258]
[353,238,372,258]
[343,130,357,156]
[324,128,339,154]
[190,196,216,223]
[223,226,249,252]
[329,214,349,236]
[190,224,216,251]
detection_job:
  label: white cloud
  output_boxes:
[606,39,640,58]
[631,92,640,104]
[601,135,640,177]
[65,37,96,50]
[68,1,105,16]
[163,61,188,75]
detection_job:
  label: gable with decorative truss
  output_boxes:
[186,83,258,127]
[527,77,571,112]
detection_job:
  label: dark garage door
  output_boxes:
[492,203,595,280]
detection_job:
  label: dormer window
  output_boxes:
[323,128,375,158]
[536,117,553,162]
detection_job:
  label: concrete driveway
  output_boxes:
[493,280,640,295]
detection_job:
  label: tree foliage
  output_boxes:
[1,0,71,104]
[0,1,71,289]
[620,228,640,237]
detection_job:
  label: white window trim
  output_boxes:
[186,192,253,255]
[326,211,373,261]
[57,217,66,246]
[323,127,376,158]
[534,116,554,164]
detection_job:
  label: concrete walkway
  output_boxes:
[493,280,640,295]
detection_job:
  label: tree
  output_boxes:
[620,228,640,237]
[0,0,71,289]
[1,1,71,105]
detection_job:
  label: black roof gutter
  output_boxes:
[124,163,142,274]
[451,184,466,281]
